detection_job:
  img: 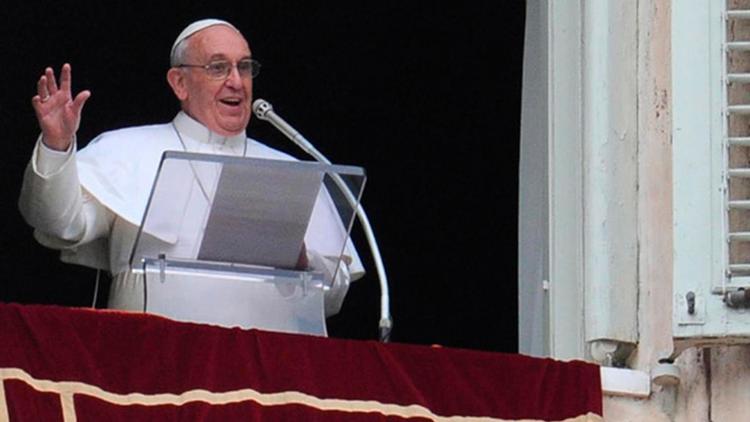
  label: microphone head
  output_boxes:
[252,98,273,120]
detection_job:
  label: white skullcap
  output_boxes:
[170,19,238,63]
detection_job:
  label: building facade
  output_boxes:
[520,1,750,420]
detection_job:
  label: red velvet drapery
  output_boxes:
[0,303,602,421]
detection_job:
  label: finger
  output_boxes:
[46,67,58,95]
[37,75,49,99]
[31,95,46,119]
[31,95,42,110]
[59,63,72,95]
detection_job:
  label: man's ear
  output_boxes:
[167,68,189,101]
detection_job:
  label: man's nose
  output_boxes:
[225,65,244,88]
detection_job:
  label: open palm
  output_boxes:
[31,64,91,151]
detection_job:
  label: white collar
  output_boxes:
[172,111,246,154]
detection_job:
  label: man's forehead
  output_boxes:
[172,19,236,51]
[171,19,249,63]
[190,26,249,56]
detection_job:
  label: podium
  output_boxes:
[128,151,365,336]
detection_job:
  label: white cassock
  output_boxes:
[19,111,364,324]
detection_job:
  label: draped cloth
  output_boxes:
[0,303,603,421]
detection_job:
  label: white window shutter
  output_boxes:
[673,0,750,343]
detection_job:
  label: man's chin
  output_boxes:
[214,117,249,136]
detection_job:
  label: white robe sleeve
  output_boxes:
[19,137,114,255]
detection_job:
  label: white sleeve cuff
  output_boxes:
[35,135,75,176]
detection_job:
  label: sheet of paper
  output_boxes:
[198,162,323,269]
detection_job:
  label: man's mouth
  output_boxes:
[219,98,243,106]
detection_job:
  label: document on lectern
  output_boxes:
[198,163,323,269]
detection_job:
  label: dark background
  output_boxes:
[0,2,524,353]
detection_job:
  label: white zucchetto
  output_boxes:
[170,19,238,63]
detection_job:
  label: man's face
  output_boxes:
[172,25,253,136]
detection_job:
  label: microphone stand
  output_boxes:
[253,99,393,342]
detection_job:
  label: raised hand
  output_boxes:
[31,64,91,151]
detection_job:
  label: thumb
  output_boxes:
[71,90,91,117]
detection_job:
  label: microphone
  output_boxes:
[252,98,393,342]
[252,99,330,164]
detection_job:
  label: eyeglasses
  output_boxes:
[177,58,261,80]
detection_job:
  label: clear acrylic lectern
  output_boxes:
[129,151,365,336]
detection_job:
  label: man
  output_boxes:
[19,19,363,327]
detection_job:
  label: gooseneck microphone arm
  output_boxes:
[252,99,392,342]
